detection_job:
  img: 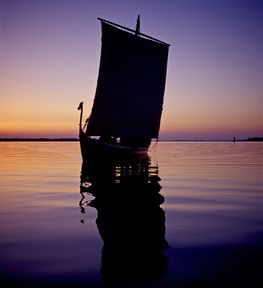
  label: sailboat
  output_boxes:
[78,16,169,159]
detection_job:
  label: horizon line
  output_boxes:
[0,137,262,142]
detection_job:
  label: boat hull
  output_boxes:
[79,132,148,161]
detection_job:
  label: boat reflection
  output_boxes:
[80,155,169,286]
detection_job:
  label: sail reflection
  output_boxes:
[80,155,169,286]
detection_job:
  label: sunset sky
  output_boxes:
[1,0,262,140]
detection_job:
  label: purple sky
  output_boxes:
[1,0,262,140]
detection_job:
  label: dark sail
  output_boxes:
[86,19,169,140]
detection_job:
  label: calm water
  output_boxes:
[0,142,262,287]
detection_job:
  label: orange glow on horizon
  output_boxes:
[0,123,79,138]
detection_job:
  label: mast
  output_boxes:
[135,15,140,36]
[97,17,170,46]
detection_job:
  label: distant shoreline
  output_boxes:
[0,137,262,142]
[0,138,79,142]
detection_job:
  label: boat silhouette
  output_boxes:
[78,16,169,158]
